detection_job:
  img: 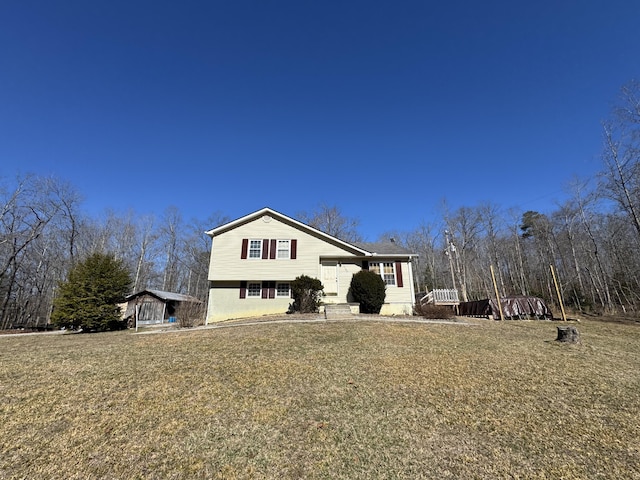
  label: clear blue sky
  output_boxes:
[2,1,639,239]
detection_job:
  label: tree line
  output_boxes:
[387,81,640,315]
[1,81,638,328]
[0,176,229,329]
[309,81,640,316]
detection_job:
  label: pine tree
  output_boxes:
[51,253,132,331]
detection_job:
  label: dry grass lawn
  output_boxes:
[1,318,639,479]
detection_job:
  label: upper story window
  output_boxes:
[241,238,297,260]
[277,240,290,259]
[248,240,262,259]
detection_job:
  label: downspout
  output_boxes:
[337,261,341,302]
[408,257,416,313]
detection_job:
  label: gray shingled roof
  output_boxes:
[126,289,202,303]
[354,241,413,256]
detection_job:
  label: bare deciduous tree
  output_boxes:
[297,204,362,242]
[600,80,640,244]
[160,206,182,292]
[0,175,82,329]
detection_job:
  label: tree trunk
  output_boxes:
[556,326,580,343]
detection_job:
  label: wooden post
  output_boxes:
[550,264,567,321]
[490,265,504,321]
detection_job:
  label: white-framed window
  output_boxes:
[276,283,290,298]
[247,282,262,297]
[249,240,262,259]
[277,240,290,259]
[368,262,396,286]
[382,262,396,286]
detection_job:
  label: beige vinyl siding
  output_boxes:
[329,261,361,305]
[324,260,413,309]
[207,281,293,322]
[209,215,358,281]
[380,261,411,300]
[205,210,416,322]
[380,261,414,315]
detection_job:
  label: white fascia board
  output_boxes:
[205,207,272,237]
[319,253,418,260]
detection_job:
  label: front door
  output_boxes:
[322,262,338,296]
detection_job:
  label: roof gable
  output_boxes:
[206,207,371,255]
[205,207,417,258]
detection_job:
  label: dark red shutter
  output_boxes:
[261,281,268,298]
[240,281,247,299]
[241,239,248,259]
[362,260,369,270]
[395,261,404,287]
[291,239,297,259]
[270,239,277,259]
[268,281,275,299]
[262,239,269,259]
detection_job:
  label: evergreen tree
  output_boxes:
[51,253,132,331]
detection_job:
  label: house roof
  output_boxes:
[205,207,417,258]
[354,241,414,256]
[125,289,202,303]
[205,207,370,255]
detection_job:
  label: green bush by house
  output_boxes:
[350,270,386,313]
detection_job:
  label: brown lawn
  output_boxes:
[1,318,639,479]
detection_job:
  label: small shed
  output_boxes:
[123,289,202,326]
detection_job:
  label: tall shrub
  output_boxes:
[350,270,386,313]
[290,275,324,313]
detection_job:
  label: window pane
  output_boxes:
[247,283,261,296]
[383,262,396,286]
[249,240,261,258]
[277,240,290,259]
[276,283,290,297]
[369,263,380,274]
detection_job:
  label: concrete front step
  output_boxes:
[324,303,356,319]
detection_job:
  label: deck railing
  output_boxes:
[421,289,460,305]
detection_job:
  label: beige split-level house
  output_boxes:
[205,207,417,323]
